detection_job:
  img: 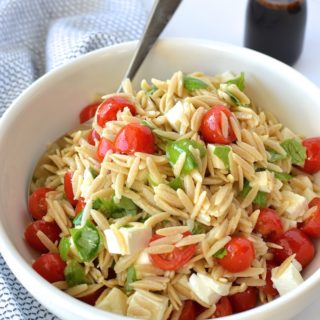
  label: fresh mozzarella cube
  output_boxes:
[282,191,308,219]
[314,172,320,186]
[189,273,231,305]
[136,251,151,265]
[207,144,231,170]
[281,217,297,232]
[96,287,127,315]
[292,259,303,272]
[104,222,152,255]
[281,127,297,140]
[271,261,304,296]
[165,101,193,134]
[127,290,168,320]
[250,171,274,193]
[303,188,318,202]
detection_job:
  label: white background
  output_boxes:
[143,0,319,318]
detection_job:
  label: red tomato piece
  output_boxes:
[200,106,236,144]
[148,232,196,271]
[97,138,115,162]
[28,187,53,220]
[24,221,61,253]
[75,197,86,216]
[254,208,283,241]
[79,101,100,124]
[229,287,258,313]
[302,137,320,174]
[301,197,320,237]
[114,123,156,155]
[78,287,105,306]
[32,253,66,283]
[64,172,77,207]
[261,260,278,297]
[179,300,197,320]
[214,296,233,317]
[96,96,136,127]
[218,237,255,273]
[273,228,315,268]
[87,129,100,146]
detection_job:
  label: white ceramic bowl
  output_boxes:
[0,39,320,320]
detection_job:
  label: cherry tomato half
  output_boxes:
[97,138,115,162]
[79,101,100,124]
[28,187,53,220]
[24,220,61,253]
[229,287,258,313]
[64,172,77,207]
[273,228,315,268]
[87,129,100,146]
[254,208,283,241]
[302,137,320,174]
[96,96,136,127]
[114,123,156,155]
[218,237,255,273]
[179,300,197,320]
[214,296,233,317]
[200,106,236,144]
[148,232,196,271]
[75,197,86,216]
[261,260,278,297]
[301,197,320,238]
[32,253,66,283]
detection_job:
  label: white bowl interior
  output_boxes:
[0,39,320,320]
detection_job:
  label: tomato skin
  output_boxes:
[148,232,196,271]
[79,102,100,124]
[229,287,258,313]
[64,172,77,206]
[78,287,104,306]
[301,197,320,237]
[97,138,115,162]
[75,197,86,216]
[87,129,100,146]
[261,261,278,297]
[254,208,283,241]
[218,237,255,273]
[32,253,66,283]
[114,123,156,155]
[273,228,315,268]
[200,106,236,144]
[97,96,136,127]
[24,221,61,253]
[302,137,320,174]
[214,297,233,317]
[28,187,53,220]
[179,300,197,320]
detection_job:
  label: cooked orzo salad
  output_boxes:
[25,71,320,319]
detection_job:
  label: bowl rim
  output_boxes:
[0,37,320,320]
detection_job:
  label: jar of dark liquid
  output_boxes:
[244,0,307,65]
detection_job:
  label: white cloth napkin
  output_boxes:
[0,0,146,318]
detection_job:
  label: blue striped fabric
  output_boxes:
[0,0,146,318]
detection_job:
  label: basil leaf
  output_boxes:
[168,177,183,190]
[183,75,209,91]
[267,149,287,163]
[227,90,241,106]
[64,260,89,287]
[239,180,251,198]
[281,139,306,166]
[146,85,158,96]
[125,265,137,293]
[213,145,231,169]
[192,221,205,235]
[240,180,267,208]
[89,167,99,178]
[73,211,83,226]
[226,72,245,91]
[71,221,101,262]
[213,248,227,259]
[58,237,71,261]
[274,171,292,181]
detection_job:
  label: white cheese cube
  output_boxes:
[96,287,127,315]
[281,217,297,232]
[127,290,168,320]
[104,222,152,255]
[207,144,231,170]
[165,101,193,134]
[189,273,231,305]
[271,261,304,296]
[250,171,274,193]
[282,191,308,219]
[136,251,151,265]
[303,188,318,202]
[281,127,297,140]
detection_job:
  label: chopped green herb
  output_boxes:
[168,177,183,190]
[240,180,268,208]
[274,171,292,181]
[146,85,158,96]
[267,149,287,163]
[183,75,209,91]
[213,145,231,169]
[226,72,245,91]
[58,237,71,261]
[192,221,205,235]
[125,265,137,293]
[64,260,89,287]
[138,214,151,223]
[281,139,306,166]
[227,90,242,106]
[73,211,83,226]
[89,167,99,178]
[213,248,228,259]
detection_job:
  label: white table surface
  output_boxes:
[143,0,319,318]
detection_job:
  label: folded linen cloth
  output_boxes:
[0,0,146,318]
